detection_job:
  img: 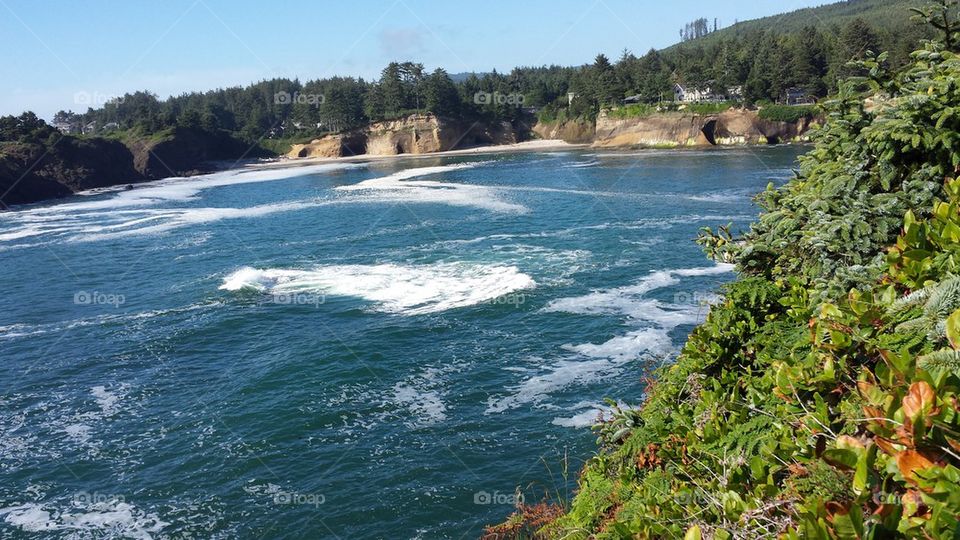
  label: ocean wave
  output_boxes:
[551,401,633,428]
[70,200,329,242]
[486,328,671,413]
[30,162,364,214]
[335,162,527,213]
[220,262,536,315]
[562,160,599,169]
[0,161,366,246]
[0,302,220,341]
[487,264,733,413]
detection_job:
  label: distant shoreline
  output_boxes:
[245,139,585,170]
[40,139,806,209]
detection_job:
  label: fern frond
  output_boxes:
[889,286,932,313]
[924,276,960,319]
[918,348,960,373]
[895,317,932,335]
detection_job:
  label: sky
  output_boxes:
[0,0,828,119]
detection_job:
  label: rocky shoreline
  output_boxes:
[286,109,816,160]
[0,127,269,208]
[1,109,815,208]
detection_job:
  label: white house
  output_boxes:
[674,83,721,103]
[52,121,79,134]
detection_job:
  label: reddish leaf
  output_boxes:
[897,450,935,484]
[902,381,936,420]
[874,437,900,456]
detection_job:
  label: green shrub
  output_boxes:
[683,101,734,115]
[606,103,657,119]
[498,34,960,540]
[757,104,818,123]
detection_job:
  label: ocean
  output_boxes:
[0,146,803,539]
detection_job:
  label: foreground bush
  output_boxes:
[489,18,960,540]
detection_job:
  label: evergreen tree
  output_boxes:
[423,68,461,118]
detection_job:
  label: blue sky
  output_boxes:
[1,0,826,119]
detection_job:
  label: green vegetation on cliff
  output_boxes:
[0,112,268,206]
[489,5,960,539]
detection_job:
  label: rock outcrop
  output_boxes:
[365,114,456,155]
[128,127,267,179]
[288,132,367,159]
[0,138,143,206]
[589,109,817,148]
[285,114,523,159]
[1,128,268,207]
[531,118,595,144]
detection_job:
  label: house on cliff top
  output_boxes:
[674,83,742,103]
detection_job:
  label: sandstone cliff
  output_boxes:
[286,114,521,159]
[531,118,595,144]
[589,108,816,148]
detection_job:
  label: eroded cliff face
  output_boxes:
[288,133,367,159]
[129,127,266,179]
[285,114,521,158]
[531,118,595,144]
[589,109,816,148]
[0,138,144,206]
[1,128,270,207]
[366,114,455,155]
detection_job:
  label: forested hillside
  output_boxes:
[36,1,935,148]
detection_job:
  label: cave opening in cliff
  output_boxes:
[700,119,718,146]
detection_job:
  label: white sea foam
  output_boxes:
[552,408,606,428]
[70,200,327,241]
[51,162,364,213]
[0,302,220,341]
[543,264,733,319]
[486,328,671,413]
[562,327,673,361]
[220,262,536,315]
[335,162,527,213]
[551,401,640,428]
[563,160,599,169]
[684,188,756,204]
[0,500,167,538]
[62,424,92,443]
[0,162,365,245]
[391,383,447,426]
[388,365,457,426]
[91,385,122,417]
[487,264,733,413]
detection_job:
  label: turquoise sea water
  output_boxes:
[0,146,804,539]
